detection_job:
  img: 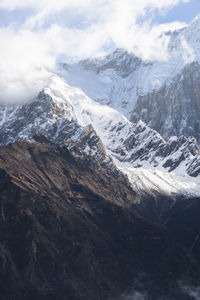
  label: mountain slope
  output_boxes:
[0,75,199,196]
[132,61,200,142]
[0,136,199,300]
[59,15,200,143]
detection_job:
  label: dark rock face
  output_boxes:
[160,196,200,266]
[132,62,200,143]
[158,195,200,298]
[0,136,199,300]
[79,48,144,78]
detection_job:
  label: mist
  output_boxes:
[0,0,189,103]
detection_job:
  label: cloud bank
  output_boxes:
[0,0,190,102]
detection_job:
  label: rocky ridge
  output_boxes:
[0,75,199,196]
[0,136,199,300]
[60,15,200,144]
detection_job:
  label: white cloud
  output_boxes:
[0,27,55,103]
[0,0,191,102]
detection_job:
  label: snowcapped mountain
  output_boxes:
[0,74,199,196]
[1,15,200,197]
[59,15,200,143]
[132,61,200,142]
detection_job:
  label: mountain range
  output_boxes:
[0,13,200,300]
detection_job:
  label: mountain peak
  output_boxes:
[191,12,200,25]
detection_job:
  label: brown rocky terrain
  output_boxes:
[0,135,199,300]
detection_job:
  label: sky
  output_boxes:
[0,0,199,27]
[156,0,200,23]
[0,0,199,102]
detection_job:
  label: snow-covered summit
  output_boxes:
[1,14,200,196]
[0,74,199,196]
[57,13,200,145]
